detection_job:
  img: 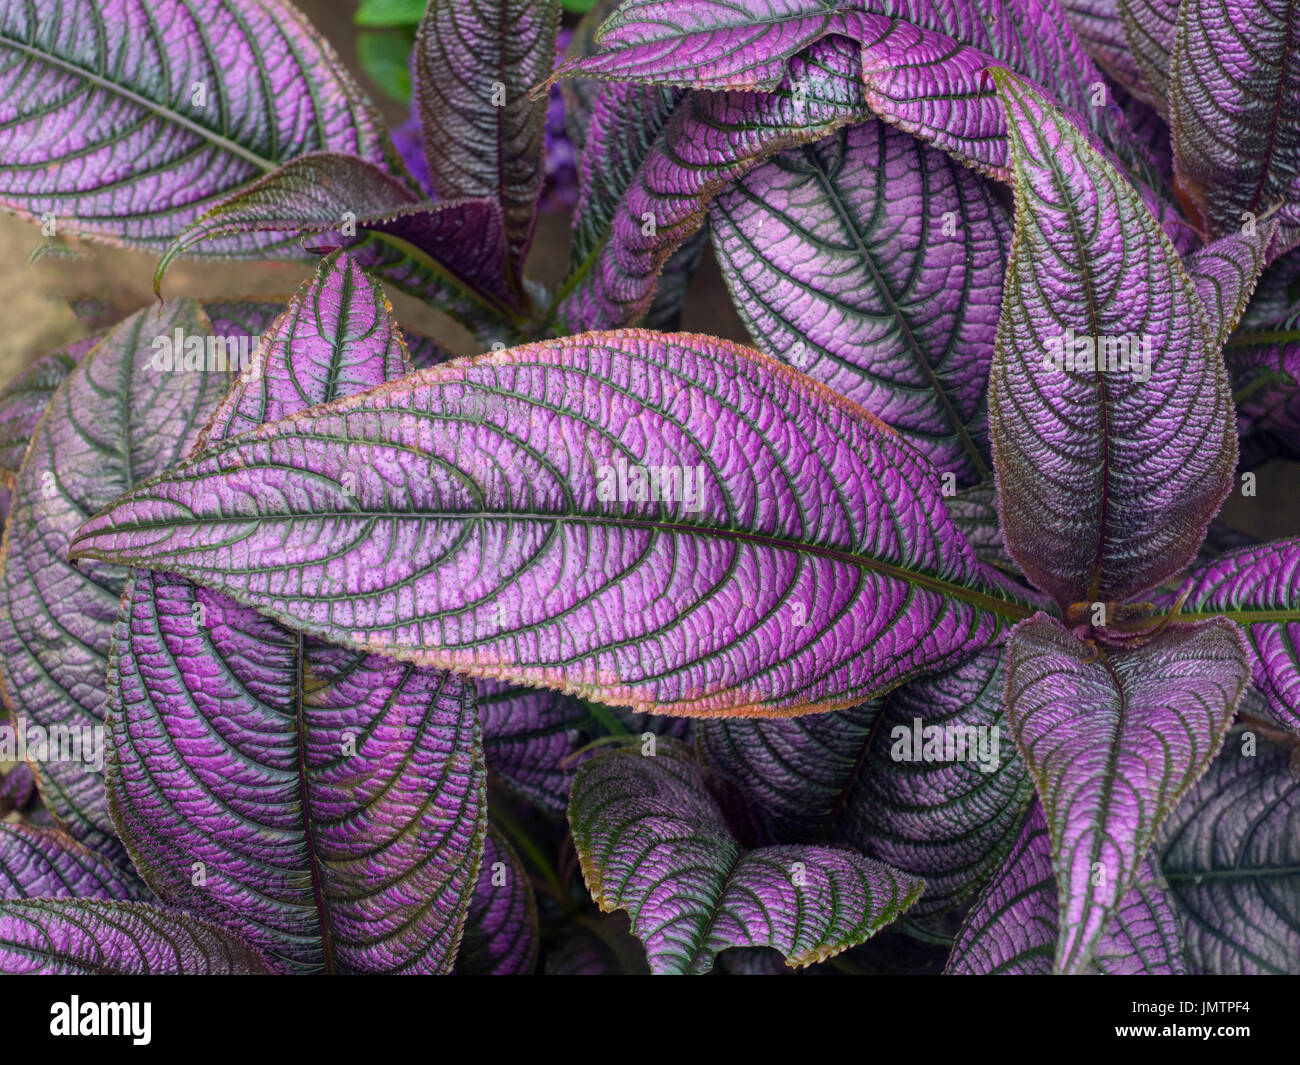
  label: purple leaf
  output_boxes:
[1060,0,1152,102]
[709,120,1010,483]
[1169,0,1300,238]
[479,680,588,812]
[107,252,487,974]
[0,900,271,974]
[569,738,923,974]
[1227,315,1300,469]
[1118,0,1179,109]
[989,71,1235,608]
[945,482,1022,578]
[155,153,521,325]
[1171,537,1300,726]
[0,333,100,484]
[1185,222,1280,348]
[0,0,385,253]
[0,823,146,901]
[71,329,1038,716]
[1004,614,1250,972]
[0,302,237,859]
[701,641,1034,915]
[414,0,559,272]
[455,826,539,974]
[0,763,37,817]
[947,802,1185,974]
[1157,724,1300,973]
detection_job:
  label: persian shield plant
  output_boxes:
[0,0,1296,976]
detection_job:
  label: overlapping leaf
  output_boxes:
[415,0,559,272]
[701,642,1033,915]
[0,333,97,484]
[479,680,587,811]
[0,0,385,253]
[0,823,146,901]
[1119,0,1179,109]
[1004,615,1250,973]
[1169,0,1300,237]
[71,329,1038,717]
[0,900,271,974]
[1227,313,1300,468]
[710,121,1010,483]
[1185,222,1279,348]
[1157,728,1300,973]
[1060,0,1150,101]
[569,739,923,973]
[107,252,487,975]
[455,826,539,974]
[0,301,235,860]
[946,802,1185,974]
[989,71,1235,608]
[1171,536,1300,726]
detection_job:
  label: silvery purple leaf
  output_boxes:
[1169,0,1300,238]
[947,802,1185,974]
[701,642,1034,916]
[1060,0,1151,101]
[1004,614,1250,973]
[108,252,487,974]
[0,301,236,859]
[0,763,37,817]
[455,827,538,975]
[0,0,385,254]
[945,482,1022,578]
[479,680,588,812]
[1157,726,1300,973]
[1185,222,1280,348]
[1118,0,1179,109]
[0,823,146,901]
[709,121,1010,484]
[0,900,271,974]
[569,738,923,974]
[989,71,1235,608]
[1171,537,1300,726]
[71,329,1038,716]
[0,333,99,484]
[155,152,521,324]
[415,0,559,273]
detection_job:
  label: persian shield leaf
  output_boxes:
[107,252,487,975]
[1185,223,1279,349]
[1118,0,1179,108]
[0,823,146,901]
[568,738,923,974]
[455,826,539,974]
[701,642,1033,915]
[0,0,385,252]
[1004,614,1250,973]
[1172,536,1300,727]
[72,329,1038,717]
[947,802,1185,974]
[415,0,559,272]
[479,680,588,812]
[0,333,98,484]
[0,900,271,974]
[1158,728,1300,973]
[1169,0,1300,238]
[709,120,1010,483]
[0,301,235,858]
[989,71,1235,608]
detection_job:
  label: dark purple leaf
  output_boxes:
[71,329,1038,716]
[1157,724,1300,973]
[569,738,923,974]
[455,827,538,974]
[0,900,271,974]
[0,0,386,254]
[0,823,146,901]
[947,802,1185,974]
[989,71,1235,608]
[1004,614,1250,972]
[415,0,559,272]
[479,680,587,812]
[0,333,99,485]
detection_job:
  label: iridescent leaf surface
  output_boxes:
[0,823,146,901]
[455,826,539,974]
